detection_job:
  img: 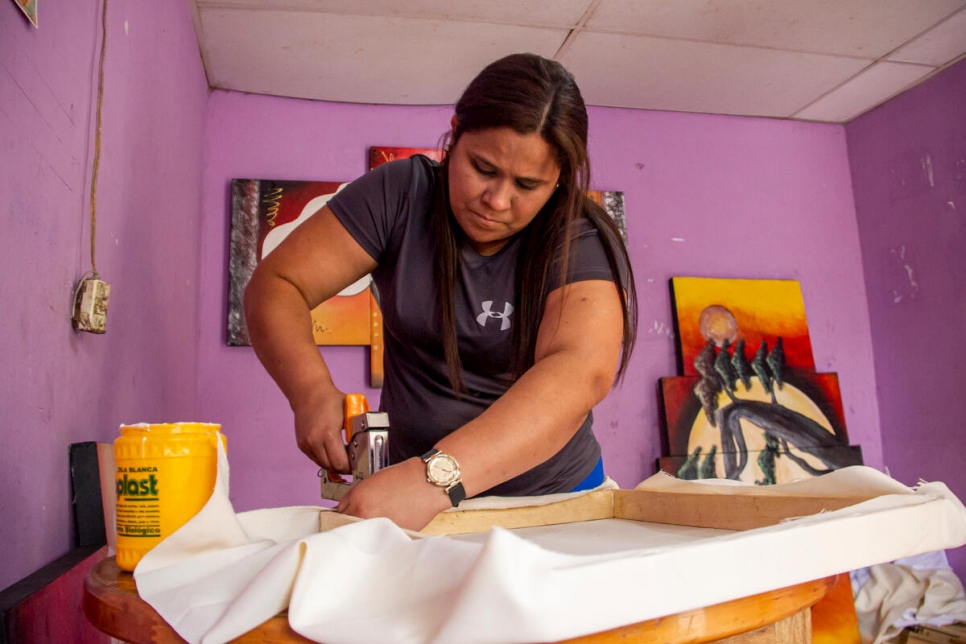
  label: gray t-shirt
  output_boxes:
[328,155,619,496]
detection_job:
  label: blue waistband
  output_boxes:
[570,457,605,492]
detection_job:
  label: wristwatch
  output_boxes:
[421,449,466,507]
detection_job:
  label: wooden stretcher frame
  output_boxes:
[320,485,882,536]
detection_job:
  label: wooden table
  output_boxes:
[84,556,833,643]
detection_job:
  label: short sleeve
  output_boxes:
[327,156,436,262]
[551,218,628,287]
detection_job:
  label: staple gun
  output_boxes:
[320,394,390,501]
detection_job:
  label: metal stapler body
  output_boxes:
[320,394,390,501]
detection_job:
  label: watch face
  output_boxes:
[427,453,460,487]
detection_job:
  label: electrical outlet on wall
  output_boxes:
[73,278,111,333]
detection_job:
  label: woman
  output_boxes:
[244,53,637,531]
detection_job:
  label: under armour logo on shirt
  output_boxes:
[476,301,514,331]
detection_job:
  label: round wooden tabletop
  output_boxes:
[83,556,833,644]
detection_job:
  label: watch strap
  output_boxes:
[445,481,466,507]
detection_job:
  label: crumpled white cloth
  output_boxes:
[133,442,966,644]
[852,550,966,644]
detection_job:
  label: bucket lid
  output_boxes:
[119,422,222,435]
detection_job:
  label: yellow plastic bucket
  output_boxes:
[114,423,225,572]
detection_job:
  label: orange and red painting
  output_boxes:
[369,146,444,170]
[671,277,815,377]
[228,179,383,386]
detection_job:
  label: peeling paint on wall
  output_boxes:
[887,150,935,202]
[939,199,962,239]
[889,245,920,304]
[648,320,675,339]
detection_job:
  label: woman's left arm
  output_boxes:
[337,278,625,530]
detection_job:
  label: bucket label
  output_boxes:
[116,466,161,537]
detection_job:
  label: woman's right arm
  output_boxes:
[243,205,378,471]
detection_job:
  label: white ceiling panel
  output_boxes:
[560,31,870,117]
[888,7,966,65]
[187,1,966,122]
[583,0,965,58]
[793,60,935,122]
[198,8,569,104]
[195,0,595,28]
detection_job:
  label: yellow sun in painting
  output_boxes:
[698,305,738,347]
[687,379,836,483]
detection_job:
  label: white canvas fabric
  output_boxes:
[133,443,966,644]
[853,551,966,643]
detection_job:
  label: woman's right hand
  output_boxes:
[292,386,350,472]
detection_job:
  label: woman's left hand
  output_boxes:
[336,457,452,532]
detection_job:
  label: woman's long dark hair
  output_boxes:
[433,53,638,394]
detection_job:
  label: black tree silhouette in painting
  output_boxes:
[689,337,861,483]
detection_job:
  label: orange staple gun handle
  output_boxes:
[343,393,370,443]
[324,394,369,484]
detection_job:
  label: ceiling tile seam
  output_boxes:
[913,51,966,91]
[569,28,915,62]
[192,4,964,63]
[788,59,937,122]
[554,0,602,60]
[786,62,875,121]
[188,1,217,90]
[837,72,942,123]
[851,51,966,117]
[944,50,966,69]
[770,8,963,122]
[194,2,584,30]
[885,5,966,63]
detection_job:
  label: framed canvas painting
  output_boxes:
[14,0,38,27]
[228,178,383,386]
[659,371,860,484]
[671,277,815,377]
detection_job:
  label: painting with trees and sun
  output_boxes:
[659,277,863,485]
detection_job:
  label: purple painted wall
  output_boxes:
[14,0,954,590]
[846,58,966,578]
[198,92,882,513]
[0,0,207,589]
